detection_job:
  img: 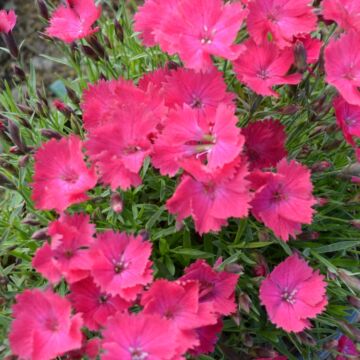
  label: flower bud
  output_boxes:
[348,295,360,309]
[350,220,360,230]
[279,104,300,115]
[167,61,180,71]
[22,213,41,226]
[338,269,360,292]
[138,230,150,241]
[297,231,320,240]
[114,19,124,42]
[31,228,49,241]
[316,197,328,207]
[3,31,19,58]
[41,128,63,140]
[37,0,49,20]
[87,35,107,60]
[82,45,100,61]
[224,263,244,274]
[66,86,80,105]
[53,100,72,117]
[298,332,316,346]
[110,192,123,213]
[11,64,26,81]
[253,254,268,277]
[19,154,30,167]
[238,293,251,314]
[323,339,338,350]
[294,40,307,73]
[311,161,331,172]
[7,119,27,153]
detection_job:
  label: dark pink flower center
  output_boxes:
[123,145,141,155]
[281,289,297,304]
[64,249,74,259]
[257,68,269,80]
[200,25,215,45]
[114,261,126,274]
[99,294,108,304]
[45,317,59,331]
[129,347,148,360]
[191,97,203,109]
[164,309,174,319]
[61,169,79,184]
[199,280,215,299]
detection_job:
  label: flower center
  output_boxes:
[129,347,148,360]
[191,97,203,109]
[64,249,74,259]
[257,69,269,80]
[45,317,59,332]
[114,261,126,274]
[61,169,79,184]
[282,289,297,304]
[99,294,108,304]
[123,145,141,155]
[200,25,215,45]
[164,309,174,319]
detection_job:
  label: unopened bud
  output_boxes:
[82,45,100,61]
[316,197,328,207]
[350,220,360,230]
[8,120,27,153]
[114,19,124,42]
[138,230,150,241]
[37,0,49,20]
[224,263,244,274]
[279,104,300,115]
[311,161,331,172]
[22,213,41,226]
[297,231,320,240]
[87,35,107,60]
[294,40,307,73]
[323,339,338,350]
[167,61,180,71]
[253,254,268,277]
[41,128,63,140]
[111,192,123,213]
[3,32,19,58]
[53,100,72,117]
[238,293,251,314]
[243,334,253,347]
[298,332,316,346]
[11,64,26,81]
[338,269,360,291]
[66,87,80,105]
[19,154,30,167]
[31,228,49,241]
[348,295,360,309]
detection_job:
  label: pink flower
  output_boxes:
[233,40,301,97]
[142,279,217,352]
[180,259,239,316]
[163,68,234,114]
[0,10,16,33]
[247,0,317,48]
[242,119,287,170]
[9,289,83,360]
[189,320,223,356]
[325,31,360,106]
[46,0,101,43]
[32,136,97,212]
[167,157,251,234]
[259,254,328,333]
[32,213,95,284]
[134,0,178,46]
[323,0,360,33]
[333,96,360,146]
[157,0,248,71]
[89,231,153,300]
[152,104,244,176]
[102,312,178,360]
[68,276,130,330]
[336,335,360,360]
[251,159,316,241]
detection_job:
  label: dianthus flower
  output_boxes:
[32,213,95,284]
[9,289,83,360]
[32,136,97,212]
[89,231,153,300]
[102,312,178,360]
[142,279,217,352]
[251,159,316,241]
[333,96,360,146]
[247,0,317,48]
[242,119,287,170]
[325,31,360,106]
[259,254,327,332]
[68,276,130,330]
[152,0,248,71]
[180,259,239,316]
[323,0,360,33]
[336,335,360,360]
[167,158,251,234]
[46,0,101,43]
[152,104,244,176]
[0,9,16,33]
[233,40,301,97]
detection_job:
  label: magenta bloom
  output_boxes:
[102,312,178,360]
[180,259,239,316]
[68,276,130,331]
[32,136,97,212]
[152,104,244,176]
[323,0,360,33]
[89,231,153,300]
[259,254,328,333]
[167,158,251,234]
[336,335,360,360]
[32,213,95,284]
[247,0,317,48]
[0,9,16,33]
[46,0,101,43]
[243,119,287,170]
[9,289,83,360]
[251,159,316,241]
[157,0,247,71]
[163,68,234,114]
[142,280,217,352]
[325,31,360,106]
[233,40,301,97]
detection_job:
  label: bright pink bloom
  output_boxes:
[158,0,247,71]
[251,159,316,241]
[46,0,101,43]
[259,254,327,333]
[89,231,153,300]
[152,104,244,176]
[102,312,178,360]
[242,119,287,170]
[0,10,16,33]
[32,213,95,284]
[189,320,223,356]
[142,279,217,352]
[167,158,251,234]
[138,67,172,94]
[68,276,130,330]
[325,31,360,106]
[163,68,234,114]
[323,0,360,33]
[9,289,83,360]
[233,40,301,97]
[293,35,322,64]
[247,0,317,48]
[256,357,287,360]
[336,335,360,360]
[180,259,239,316]
[32,136,97,212]
[333,96,360,146]
[134,0,178,46]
